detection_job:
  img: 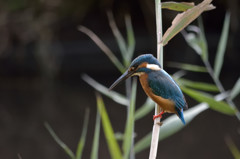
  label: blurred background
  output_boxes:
[0,0,240,158]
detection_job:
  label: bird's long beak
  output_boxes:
[109,70,134,90]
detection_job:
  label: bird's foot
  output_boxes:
[153,111,164,120]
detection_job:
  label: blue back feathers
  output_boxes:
[148,70,187,110]
[148,70,187,124]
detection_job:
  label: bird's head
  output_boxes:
[109,54,161,90]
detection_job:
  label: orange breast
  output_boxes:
[139,74,177,114]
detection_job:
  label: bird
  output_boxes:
[109,54,188,124]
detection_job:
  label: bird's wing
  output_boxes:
[148,70,187,110]
[175,96,188,110]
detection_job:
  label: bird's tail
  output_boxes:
[176,109,186,125]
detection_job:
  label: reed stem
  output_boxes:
[149,0,163,159]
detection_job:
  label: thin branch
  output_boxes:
[149,0,163,159]
[203,60,240,120]
[78,25,125,73]
[107,11,127,59]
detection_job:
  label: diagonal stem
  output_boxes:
[78,26,125,73]
[203,60,240,120]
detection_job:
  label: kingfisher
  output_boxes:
[109,54,188,124]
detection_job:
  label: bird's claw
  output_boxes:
[153,111,164,120]
[153,114,162,120]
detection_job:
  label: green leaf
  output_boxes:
[135,98,155,121]
[122,79,137,159]
[125,15,135,65]
[159,103,208,140]
[44,122,75,159]
[181,86,236,115]
[96,93,122,159]
[162,0,215,46]
[181,26,203,55]
[76,108,90,159]
[198,17,209,61]
[181,18,208,61]
[91,110,101,159]
[82,74,129,106]
[225,136,240,159]
[214,12,230,79]
[107,11,128,65]
[167,61,207,72]
[162,2,195,11]
[134,103,208,153]
[78,26,125,73]
[230,78,240,100]
[177,78,219,92]
[161,1,215,12]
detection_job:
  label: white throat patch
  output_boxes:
[132,72,144,76]
[146,64,161,70]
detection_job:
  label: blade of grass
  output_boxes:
[162,2,215,12]
[76,108,90,159]
[198,16,209,62]
[181,22,208,60]
[78,26,125,73]
[181,86,236,115]
[167,61,207,72]
[82,74,129,106]
[123,78,137,159]
[230,78,240,100]
[159,103,208,140]
[162,0,215,46]
[125,15,135,64]
[135,103,209,153]
[162,2,195,11]
[107,11,128,64]
[214,12,230,79]
[44,122,75,159]
[225,136,240,159]
[177,78,219,92]
[96,93,122,159]
[181,27,202,55]
[91,110,101,159]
